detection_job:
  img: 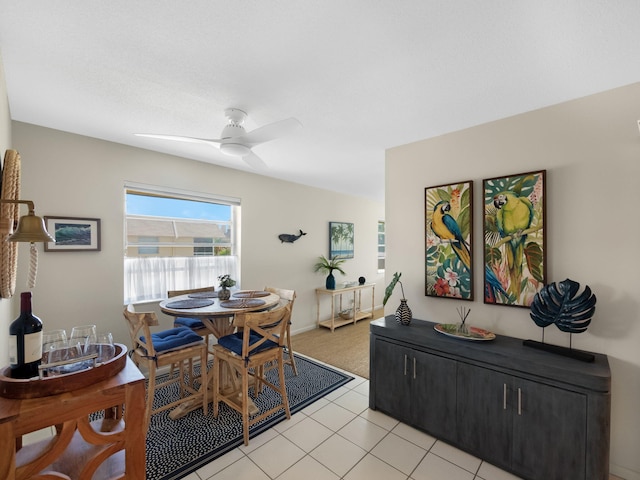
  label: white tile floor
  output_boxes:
[184,355,625,480]
[187,357,525,480]
[22,355,623,480]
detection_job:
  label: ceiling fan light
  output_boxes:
[221,124,246,139]
[220,143,250,157]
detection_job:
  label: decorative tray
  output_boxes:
[434,324,496,341]
[232,290,270,298]
[220,298,266,308]
[0,343,127,399]
[166,298,215,309]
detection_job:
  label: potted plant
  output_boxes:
[217,274,236,300]
[314,255,346,290]
[383,272,412,325]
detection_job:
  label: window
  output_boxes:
[124,185,240,304]
[193,237,213,256]
[378,220,385,271]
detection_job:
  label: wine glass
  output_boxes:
[88,332,115,363]
[47,342,83,376]
[70,325,97,354]
[42,329,67,364]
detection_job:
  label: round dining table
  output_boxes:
[158,290,281,419]
[159,290,281,338]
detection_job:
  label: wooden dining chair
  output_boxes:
[264,286,298,375]
[167,286,216,345]
[123,304,208,430]
[167,286,218,380]
[211,302,292,445]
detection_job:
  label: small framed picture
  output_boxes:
[329,221,354,259]
[44,216,101,252]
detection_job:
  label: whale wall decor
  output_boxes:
[278,230,307,243]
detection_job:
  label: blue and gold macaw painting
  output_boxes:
[425,181,473,300]
[483,170,546,307]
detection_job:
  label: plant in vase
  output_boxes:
[314,255,346,290]
[383,272,412,325]
[217,274,236,300]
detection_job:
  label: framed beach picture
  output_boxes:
[329,221,354,259]
[483,170,546,308]
[425,181,473,300]
[44,216,101,252]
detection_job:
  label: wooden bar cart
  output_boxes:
[0,345,146,480]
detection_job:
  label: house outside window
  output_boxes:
[378,220,385,271]
[137,236,159,255]
[124,185,240,304]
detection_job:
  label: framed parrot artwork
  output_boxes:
[483,170,547,308]
[425,180,473,300]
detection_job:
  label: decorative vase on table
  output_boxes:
[218,287,231,300]
[395,299,412,326]
[325,272,336,290]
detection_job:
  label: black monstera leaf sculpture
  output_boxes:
[530,278,597,333]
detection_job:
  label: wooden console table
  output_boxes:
[0,357,146,480]
[316,283,375,331]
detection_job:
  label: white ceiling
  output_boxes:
[1,1,639,202]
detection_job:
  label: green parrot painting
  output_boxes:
[493,192,534,298]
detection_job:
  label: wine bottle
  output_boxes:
[9,291,43,379]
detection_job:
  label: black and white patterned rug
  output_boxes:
[145,354,353,480]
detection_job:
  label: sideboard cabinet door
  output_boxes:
[409,348,457,442]
[457,362,512,468]
[512,376,586,480]
[372,338,457,442]
[372,338,411,422]
[458,362,588,480]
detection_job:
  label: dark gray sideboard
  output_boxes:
[369,316,611,480]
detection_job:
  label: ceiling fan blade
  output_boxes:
[240,117,302,147]
[134,133,223,146]
[243,151,268,170]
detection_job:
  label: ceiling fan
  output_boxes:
[135,108,302,169]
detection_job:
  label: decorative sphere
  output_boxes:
[358,276,366,285]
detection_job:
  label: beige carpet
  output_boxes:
[291,309,383,379]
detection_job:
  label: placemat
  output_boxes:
[232,290,270,298]
[188,291,218,299]
[165,299,215,309]
[219,298,266,308]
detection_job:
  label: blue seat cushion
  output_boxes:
[174,316,205,329]
[218,331,278,357]
[141,327,203,354]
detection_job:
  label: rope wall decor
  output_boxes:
[0,149,21,298]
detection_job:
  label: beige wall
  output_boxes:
[0,52,10,151]
[385,82,640,479]
[3,121,384,364]
[0,52,12,367]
